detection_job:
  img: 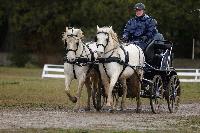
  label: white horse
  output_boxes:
[96,26,145,112]
[62,27,99,111]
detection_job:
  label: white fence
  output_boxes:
[42,64,200,82]
[176,68,200,82]
[42,64,64,79]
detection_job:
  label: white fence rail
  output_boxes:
[42,64,200,82]
[176,68,200,82]
[42,64,64,79]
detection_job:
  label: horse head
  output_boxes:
[62,27,84,62]
[96,25,119,57]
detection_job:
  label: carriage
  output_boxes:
[92,38,181,114]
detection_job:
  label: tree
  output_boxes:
[0,0,200,67]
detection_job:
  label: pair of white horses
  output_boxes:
[62,26,145,112]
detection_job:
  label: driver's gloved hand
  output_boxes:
[122,35,128,42]
[141,36,148,41]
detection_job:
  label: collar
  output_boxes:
[135,14,149,20]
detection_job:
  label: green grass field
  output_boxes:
[0,67,75,109]
[0,66,199,109]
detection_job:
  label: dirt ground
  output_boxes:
[0,103,200,131]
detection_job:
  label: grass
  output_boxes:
[0,66,200,110]
[181,83,200,103]
[0,67,77,109]
[175,116,200,132]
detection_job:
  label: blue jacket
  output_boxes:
[123,14,158,49]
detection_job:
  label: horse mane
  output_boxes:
[109,28,119,45]
[62,27,84,42]
[62,31,67,41]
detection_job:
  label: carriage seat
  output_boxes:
[144,33,172,68]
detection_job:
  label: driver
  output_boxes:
[122,3,158,50]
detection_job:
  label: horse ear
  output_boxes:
[110,26,112,29]
[97,25,99,30]
[66,27,68,31]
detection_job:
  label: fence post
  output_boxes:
[198,69,200,80]
[42,64,47,79]
[195,69,198,80]
[192,38,195,60]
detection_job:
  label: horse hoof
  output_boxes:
[103,106,113,112]
[73,108,85,113]
[70,96,77,103]
[78,108,85,113]
[108,109,114,113]
[84,107,91,111]
[73,108,79,112]
[119,108,126,111]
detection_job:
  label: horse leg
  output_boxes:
[73,76,85,111]
[64,76,77,103]
[120,79,127,111]
[85,76,92,111]
[112,92,119,110]
[99,69,110,104]
[136,83,141,113]
[100,79,109,110]
[136,71,143,113]
[106,77,118,109]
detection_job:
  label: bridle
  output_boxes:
[64,33,94,65]
[96,31,121,57]
[64,34,80,54]
[96,31,110,50]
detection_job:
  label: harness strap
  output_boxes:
[97,45,144,84]
[98,57,144,84]
[85,44,95,62]
[79,45,85,57]
[118,45,129,79]
[99,45,129,81]
[133,45,143,84]
[103,63,110,81]
[73,65,77,79]
[135,45,142,66]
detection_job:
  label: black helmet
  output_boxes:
[134,3,145,10]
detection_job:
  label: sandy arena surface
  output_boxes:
[0,103,200,131]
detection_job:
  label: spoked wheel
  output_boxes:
[150,75,164,114]
[92,82,105,111]
[167,75,181,113]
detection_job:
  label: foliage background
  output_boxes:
[0,0,200,66]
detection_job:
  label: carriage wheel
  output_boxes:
[92,82,105,111]
[167,75,181,113]
[150,75,164,114]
